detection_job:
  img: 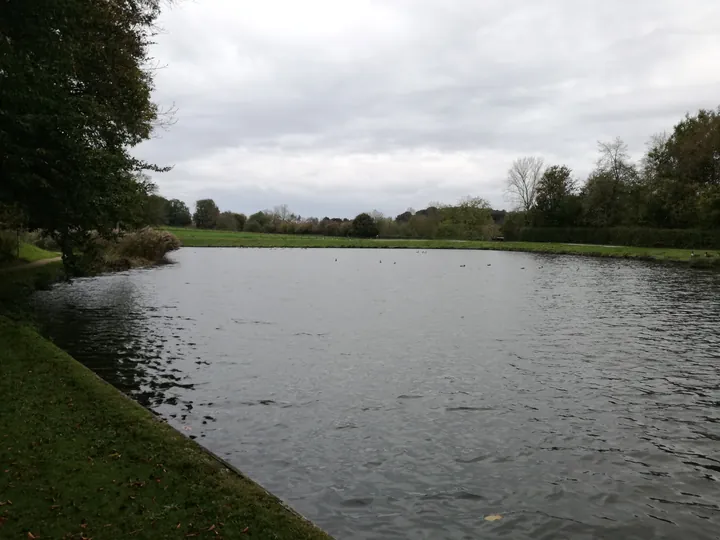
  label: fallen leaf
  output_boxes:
[484,514,503,522]
[176,523,181,529]
[208,525,215,531]
[28,533,39,539]
[241,527,249,533]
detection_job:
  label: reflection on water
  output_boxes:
[33,248,720,540]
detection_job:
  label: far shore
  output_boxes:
[166,227,720,268]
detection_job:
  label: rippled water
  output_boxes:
[32,248,720,539]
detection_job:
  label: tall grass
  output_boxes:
[95,228,180,270]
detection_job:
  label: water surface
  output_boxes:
[33,248,720,539]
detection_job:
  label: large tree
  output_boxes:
[351,213,379,238]
[506,157,545,212]
[167,199,192,227]
[533,165,579,227]
[193,199,220,229]
[0,0,167,272]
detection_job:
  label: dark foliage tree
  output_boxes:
[351,213,379,237]
[533,165,579,227]
[0,0,167,272]
[395,211,413,223]
[141,194,169,226]
[233,213,247,231]
[193,199,220,229]
[216,211,238,231]
[167,199,192,227]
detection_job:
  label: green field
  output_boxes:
[166,227,720,266]
[0,315,332,540]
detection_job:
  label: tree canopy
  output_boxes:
[193,199,220,229]
[0,0,166,272]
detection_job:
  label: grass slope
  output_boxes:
[166,227,720,266]
[0,317,332,540]
[0,243,59,271]
[19,242,60,263]
[0,262,66,319]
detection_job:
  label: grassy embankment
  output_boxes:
[0,317,331,540]
[0,242,60,271]
[167,227,720,267]
[0,242,332,539]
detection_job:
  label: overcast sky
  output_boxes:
[135,0,720,218]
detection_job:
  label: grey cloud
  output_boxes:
[137,0,720,216]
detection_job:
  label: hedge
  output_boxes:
[507,227,720,249]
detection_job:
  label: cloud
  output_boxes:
[135,0,720,217]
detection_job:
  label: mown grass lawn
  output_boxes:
[0,315,332,540]
[166,227,720,266]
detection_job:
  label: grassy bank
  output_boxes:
[167,227,720,267]
[0,242,59,270]
[18,242,60,263]
[0,316,331,539]
[0,261,66,319]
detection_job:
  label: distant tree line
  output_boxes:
[165,198,505,240]
[503,107,720,247]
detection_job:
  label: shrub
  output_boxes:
[115,228,181,261]
[216,212,239,231]
[243,219,263,233]
[509,227,720,249]
[22,230,60,251]
[0,231,19,262]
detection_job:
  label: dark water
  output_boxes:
[32,248,720,540]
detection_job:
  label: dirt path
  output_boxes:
[0,256,62,274]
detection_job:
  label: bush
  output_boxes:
[0,231,19,262]
[115,228,181,261]
[216,212,239,231]
[508,227,720,249]
[243,219,263,233]
[22,230,60,251]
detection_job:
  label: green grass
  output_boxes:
[0,262,66,319]
[0,242,60,271]
[166,227,720,267]
[0,316,332,540]
[18,242,60,263]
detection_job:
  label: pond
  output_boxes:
[33,248,720,539]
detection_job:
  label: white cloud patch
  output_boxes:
[136,0,720,217]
